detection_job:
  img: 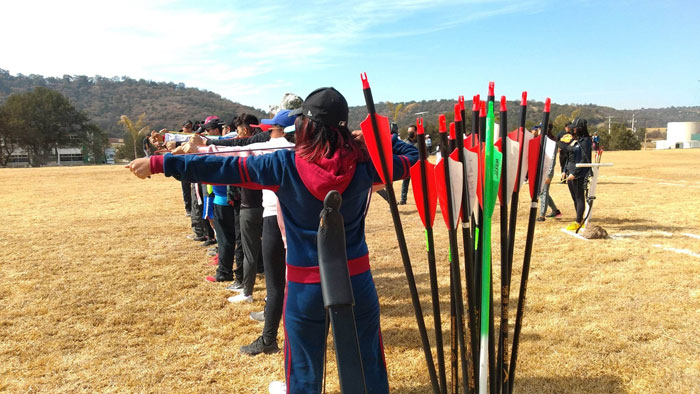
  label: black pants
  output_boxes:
[213,203,236,279]
[240,207,263,297]
[261,216,286,344]
[233,201,244,282]
[190,184,206,237]
[400,178,410,203]
[181,181,192,214]
[568,177,586,223]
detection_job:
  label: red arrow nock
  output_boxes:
[449,122,456,140]
[489,81,495,97]
[521,91,527,106]
[417,118,424,134]
[454,104,462,121]
[439,114,447,133]
[479,101,486,117]
[458,95,465,111]
[472,95,480,111]
[500,96,507,112]
[544,98,551,113]
[361,72,369,89]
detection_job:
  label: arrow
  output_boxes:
[410,118,447,394]
[359,73,441,394]
[455,99,480,390]
[495,95,510,394]
[436,115,471,394]
[508,98,551,393]
[479,98,503,394]
[498,91,527,394]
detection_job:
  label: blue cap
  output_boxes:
[260,109,297,128]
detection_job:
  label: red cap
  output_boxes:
[416,118,424,135]
[449,122,456,140]
[458,95,465,111]
[544,98,551,112]
[500,96,507,112]
[488,82,495,97]
[472,95,480,111]
[521,91,527,106]
[360,72,369,89]
[479,100,486,117]
[454,104,462,121]
[439,114,446,133]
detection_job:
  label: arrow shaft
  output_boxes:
[496,105,509,394]
[362,84,441,394]
[508,105,550,393]
[418,132,448,394]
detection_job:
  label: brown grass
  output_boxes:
[1,149,699,393]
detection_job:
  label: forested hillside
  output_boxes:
[0,70,266,137]
[1,69,698,138]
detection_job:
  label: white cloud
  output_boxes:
[0,0,539,108]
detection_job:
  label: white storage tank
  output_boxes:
[657,122,700,149]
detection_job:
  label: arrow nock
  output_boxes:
[438,114,447,133]
[500,96,507,112]
[416,118,424,135]
[480,100,486,117]
[458,95,465,111]
[489,81,495,97]
[360,72,369,89]
[472,95,480,111]
[521,91,528,106]
[544,98,551,113]
[454,103,462,122]
[449,122,456,140]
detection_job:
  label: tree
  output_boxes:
[1,87,91,166]
[0,106,20,166]
[118,113,149,160]
[608,122,641,151]
[552,114,570,132]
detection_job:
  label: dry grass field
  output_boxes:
[1,149,699,393]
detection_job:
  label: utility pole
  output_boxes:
[631,113,636,134]
[606,116,614,134]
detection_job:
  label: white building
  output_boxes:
[655,121,700,149]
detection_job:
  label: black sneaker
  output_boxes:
[536,216,545,222]
[240,336,279,356]
[201,238,217,247]
[250,311,265,322]
[193,235,207,242]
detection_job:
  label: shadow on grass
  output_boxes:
[512,375,625,393]
[594,216,685,232]
[381,374,624,394]
[379,326,541,351]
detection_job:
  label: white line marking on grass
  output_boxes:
[682,233,700,240]
[652,244,700,259]
[658,182,685,187]
[654,231,673,237]
[561,229,589,241]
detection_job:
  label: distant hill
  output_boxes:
[2,69,698,138]
[0,69,266,138]
[348,99,700,134]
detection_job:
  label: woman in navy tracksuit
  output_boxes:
[558,117,592,231]
[128,87,418,394]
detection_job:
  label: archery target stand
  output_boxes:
[561,162,614,240]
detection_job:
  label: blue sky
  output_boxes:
[2,0,699,111]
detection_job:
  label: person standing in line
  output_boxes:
[399,124,419,205]
[537,123,562,221]
[238,109,297,355]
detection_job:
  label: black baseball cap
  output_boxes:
[570,118,587,129]
[182,120,193,127]
[289,87,348,128]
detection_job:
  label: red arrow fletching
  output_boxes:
[410,161,437,228]
[528,135,541,199]
[360,113,393,184]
